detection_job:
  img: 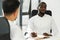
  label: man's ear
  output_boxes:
[13,12,16,16]
[37,6,40,10]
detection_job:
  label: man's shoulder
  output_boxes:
[45,14,52,18]
[45,14,53,21]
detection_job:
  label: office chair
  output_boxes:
[31,10,38,17]
[45,10,52,16]
[31,10,52,17]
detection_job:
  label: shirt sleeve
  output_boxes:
[50,17,59,37]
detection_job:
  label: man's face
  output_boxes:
[39,4,46,13]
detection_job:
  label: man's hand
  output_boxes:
[43,33,52,36]
[31,32,37,37]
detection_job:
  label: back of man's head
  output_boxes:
[2,0,20,15]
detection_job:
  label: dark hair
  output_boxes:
[38,2,47,8]
[2,0,20,15]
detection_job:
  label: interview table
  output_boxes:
[27,35,60,40]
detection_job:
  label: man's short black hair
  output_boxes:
[38,2,47,8]
[2,0,20,15]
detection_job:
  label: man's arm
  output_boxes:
[51,17,59,37]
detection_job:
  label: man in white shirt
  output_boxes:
[26,2,59,40]
[2,0,24,40]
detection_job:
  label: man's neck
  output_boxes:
[38,13,45,17]
[5,15,14,21]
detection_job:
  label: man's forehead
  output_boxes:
[41,3,46,6]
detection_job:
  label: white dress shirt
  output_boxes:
[8,20,25,40]
[26,14,59,40]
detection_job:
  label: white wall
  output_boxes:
[22,0,39,12]
[41,0,60,32]
[31,0,39,10]
[22,0,30,12]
